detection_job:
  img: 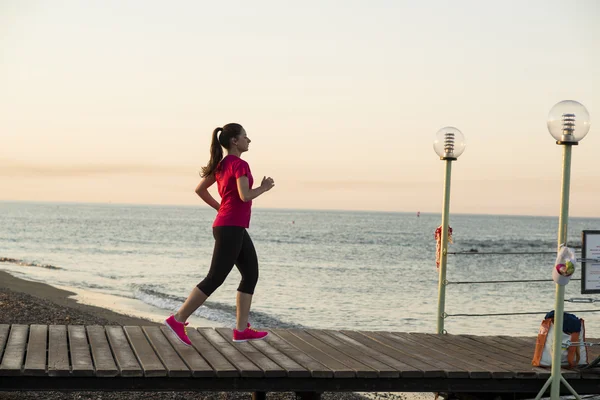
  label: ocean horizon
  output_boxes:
[3,199,599,219]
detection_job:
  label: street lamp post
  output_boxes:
[433,127,466,335]
[535,100,591,400]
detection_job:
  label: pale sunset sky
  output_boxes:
[1,0,599,216]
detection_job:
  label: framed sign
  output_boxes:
[581,230,600,294]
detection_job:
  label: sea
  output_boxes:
[1,201,600,338]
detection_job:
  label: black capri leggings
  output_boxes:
[197,226,259,296]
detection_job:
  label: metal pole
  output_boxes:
[550,144,572,399]
[534,377,552,400]
[437,159,452,334]
[560,375,583,400]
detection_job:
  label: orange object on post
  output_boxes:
[533,319,552,367]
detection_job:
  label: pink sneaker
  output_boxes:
[164,315,192,346]
[232,323,268,342]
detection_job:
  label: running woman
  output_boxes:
[165,123,275,345]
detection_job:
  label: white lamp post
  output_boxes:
[535,100,591,400]
[433,127,466,335]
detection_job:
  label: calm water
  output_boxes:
[1,201,600,336]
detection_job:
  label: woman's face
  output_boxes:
[233,128,251,152]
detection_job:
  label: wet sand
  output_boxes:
[0,270,159,326]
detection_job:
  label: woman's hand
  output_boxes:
[260,176,275,192]
[195,175,220,211]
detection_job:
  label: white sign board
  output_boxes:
[581,230,600,294]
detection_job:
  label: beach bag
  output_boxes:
[532,311,588,368]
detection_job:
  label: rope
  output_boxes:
[566,298,600,303]
[448,251,560,255]
[448,278,581,285]
[449,251,584,255]
[446,309,600,318]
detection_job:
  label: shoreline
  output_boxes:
[0,270,156,326]
[0,270,217,328]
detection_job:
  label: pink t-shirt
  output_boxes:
[213,155,253,228]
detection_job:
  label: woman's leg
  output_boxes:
[236,291,253,331]
[234,229,259,330]
[174,287,208,323]
[175,226,245,322]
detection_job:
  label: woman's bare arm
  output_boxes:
[195,175,220,211]
[237,176,274,202]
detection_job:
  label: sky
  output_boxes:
[1,0,599,217]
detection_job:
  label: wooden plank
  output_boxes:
[0,325,9,360]
[247,334,311,378]
[374,332,476,378]
[415,333,538,379]
[454,335,540,378]
[187,329,237,377]
[48,325,70,377]
[105,326,143,377]
[160,326,215,377]
[324,330,423,378]
[86,326,118,377]
[123,326,166,377]
[341,330,444,378]
[0,325,28,376]
[394,333,513,379]
[500,335,536,347]
[264,329,332,378]
[501,335,556,371]
[464,335,534,362]
[307,329,397,378]
[198,328,262,378]
[216,328,286,378]
[272,329,354,378]
[496,336,539,356]
[68,325,94,376]
[290,329,378,378]
[24,324,47,376]
[360,331,469,378]
[368,330,472,378]
[142,326,190,377]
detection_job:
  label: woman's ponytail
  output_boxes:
[200,123,243,178]
[201,127,224,177]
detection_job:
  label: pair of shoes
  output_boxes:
[233,323,269,342]
[164,315,192,346]
[166,316,267,345]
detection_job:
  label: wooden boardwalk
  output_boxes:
[1,324,600,396]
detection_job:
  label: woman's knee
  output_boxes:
[197,275,226,297]
[238,269,259,293]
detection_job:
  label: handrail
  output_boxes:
[447,278,581,285]
[445,309,600,318]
